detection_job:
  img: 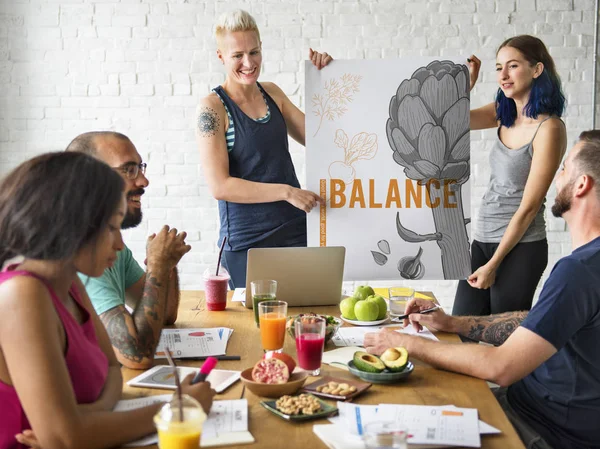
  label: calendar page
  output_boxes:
[155,328,233,359]
[377,404,481,447]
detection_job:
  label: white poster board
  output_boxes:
[306,58,471,281]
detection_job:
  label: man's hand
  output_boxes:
[309,48,333,70]
[467,54,481,91]
[146,225,191,271]
[403,298,453,333]
[364,328,415,356]
[180,373,216,415]
[286,187,322,213]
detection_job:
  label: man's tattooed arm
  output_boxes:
[452,311,528,346]
[196,106,221,138]
[100,268,170,368]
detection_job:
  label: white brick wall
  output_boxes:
[1,0,598,312]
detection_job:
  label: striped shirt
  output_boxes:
[213,87,271,152]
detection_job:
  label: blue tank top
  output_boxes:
[213,83,306,252]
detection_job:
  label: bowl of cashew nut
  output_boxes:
[260,393,339,421]
[300,376,372,400]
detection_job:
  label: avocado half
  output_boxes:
[380,347,409,372]
[353,351,385,373]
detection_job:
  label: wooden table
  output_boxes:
[120,292,524,449]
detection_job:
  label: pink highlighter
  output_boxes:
[191,357,218,384]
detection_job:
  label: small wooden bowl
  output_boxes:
[240,368,309,398]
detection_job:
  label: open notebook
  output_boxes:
[114,396,254,447]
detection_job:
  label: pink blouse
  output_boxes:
[0,270,109,449]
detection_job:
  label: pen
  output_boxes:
[393,305,441,321]
[191,357,218,384]
[180,355,241,361]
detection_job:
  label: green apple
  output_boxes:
[340,296,360,320]
[367,295,388,320]
[354,285,375,301]
[354,299,379,321]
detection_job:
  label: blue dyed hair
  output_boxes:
[495,35,566,128]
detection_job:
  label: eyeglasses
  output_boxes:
[114,162,147,180]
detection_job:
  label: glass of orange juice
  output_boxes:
[153,394,206,449]
[258,300,288,352]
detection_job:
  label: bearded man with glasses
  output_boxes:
[67,131,191,369]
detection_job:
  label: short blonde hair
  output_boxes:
[215,9,261,45]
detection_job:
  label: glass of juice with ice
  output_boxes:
[258,300,287,352]
[153,395,206,449]
[251,280,277,327]
[295,315,326,375]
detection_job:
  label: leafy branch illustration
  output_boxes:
[312,74,362,137]
[328,129,378,186]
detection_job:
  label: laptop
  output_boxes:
[244,247,346,308]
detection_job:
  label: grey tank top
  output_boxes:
[473,118,552,243]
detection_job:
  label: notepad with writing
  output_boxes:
[114,395,171,447]
[127,365,240,393]
[114,397,253,447]
[201,399,254,447]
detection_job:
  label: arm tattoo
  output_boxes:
[464,311,528,346]
[100,307,155,363]
[196,107,220,137]
[99,273,166,363]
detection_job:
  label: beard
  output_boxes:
[121,208,142,229]
[551,180,573,218]
[121,188,144,229]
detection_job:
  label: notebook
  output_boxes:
[115,397,254,447]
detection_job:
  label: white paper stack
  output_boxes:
[201,399,254,447]
[155,328,234,359]
[232,288,246,302]
[331,324,439,347]
[314,402,500,449]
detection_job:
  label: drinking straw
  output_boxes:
[164,347,184,422]
[215,236,227,276]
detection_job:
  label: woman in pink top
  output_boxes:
[0,152,214,449]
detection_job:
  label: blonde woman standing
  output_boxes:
[196,10,331,288]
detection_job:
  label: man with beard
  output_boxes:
[365,130,600,449]
[67,132,191,369]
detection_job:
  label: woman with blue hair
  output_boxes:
[453,35,567,317]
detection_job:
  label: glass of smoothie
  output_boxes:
[153,394,206,449]
[250,279,277,327]
[295,315,326,376]
[258,300,287,353]
[203,267,230,311]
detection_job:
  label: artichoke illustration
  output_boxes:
[386,60,471,279]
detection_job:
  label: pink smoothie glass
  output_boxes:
[294,315,326,376]
[203,267,230,311]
